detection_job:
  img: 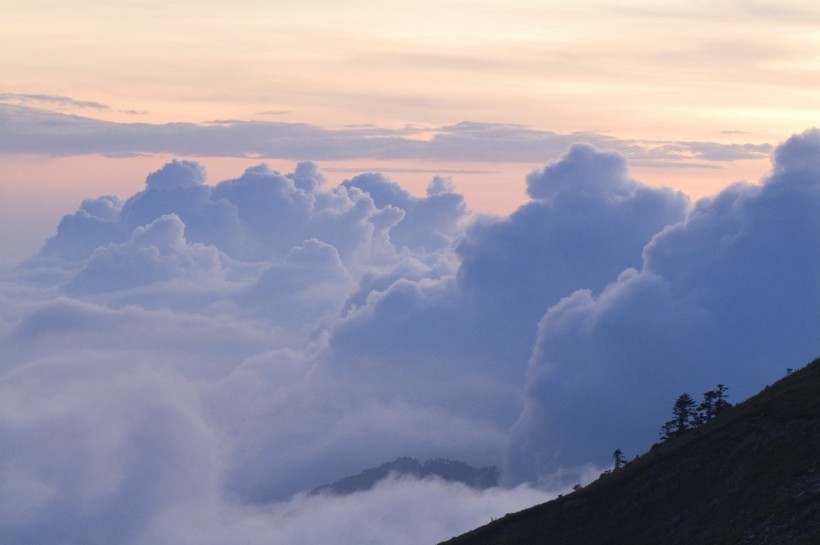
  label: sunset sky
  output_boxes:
[2,2,819,545]
[3,0,819,259]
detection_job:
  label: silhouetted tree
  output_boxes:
[612,449,626,470]
[660,393,697,440]
[696,389,718,425]
[673,393,697,429]
[659,421,676,442]
[715,384,732,415]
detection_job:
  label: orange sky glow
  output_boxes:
[1,0,818,260]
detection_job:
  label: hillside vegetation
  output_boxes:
[441,357,820,545]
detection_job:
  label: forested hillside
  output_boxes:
[441,357,820,545]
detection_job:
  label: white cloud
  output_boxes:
[328,144,689,428]
[0,357,220,544]
[147,477,556,545]
[63,214,225,295]
[1,130,817,544]
[505,128,820,485]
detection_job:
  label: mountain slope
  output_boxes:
[441,357,820,545]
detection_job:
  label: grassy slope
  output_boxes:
[440,357,820,545]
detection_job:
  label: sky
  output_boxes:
[4,0,820,260]
[1,1,819,544]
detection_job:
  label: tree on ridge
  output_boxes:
[660,393,697,440]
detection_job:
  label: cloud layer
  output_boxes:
[1,102,772,166]
[2,129,818,544]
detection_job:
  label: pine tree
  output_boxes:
[659,421,676,442]
[612,449,626,470]
[696,389,718,425]
[660,393,697,440]
[715,384,732,415]
[673,393,697,430]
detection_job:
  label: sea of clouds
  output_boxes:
[1,129,818,544]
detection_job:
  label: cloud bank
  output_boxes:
[1,102,772,166]
[2,129,818,544]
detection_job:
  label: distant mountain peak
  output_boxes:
[311,457,499,496]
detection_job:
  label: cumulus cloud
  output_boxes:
[329,145,689,426]
[457,144,688,309]
[63,214,225,295]
[505,129,820,486]
[40,195,127,261]
[342,172,468,253]
[1,130,817,544]
[235,239,355,329]
[35,158,414,276]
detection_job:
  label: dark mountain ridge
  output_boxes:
[312,457,499,496]
[441,357,820,545]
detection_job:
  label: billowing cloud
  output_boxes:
[63,214,225,295]
[505,128,820,486]
[342,172,468,253]
[235,239,356,328]
[1,130,817,544]
[328,145,689,427]
[34,159,409,273]
[40,195,127,261]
